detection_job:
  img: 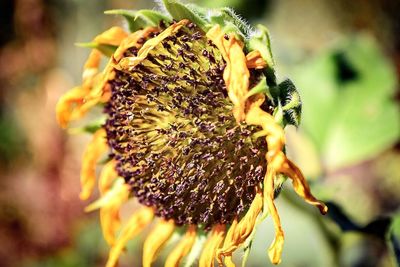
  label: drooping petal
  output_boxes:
[199,224,226,267]
[246,50,267,69]
[100,185,130,246]
[94,26,128,46]
[245,99,287,264]
[224,256,236,267]
[84,178,130,246]
[99,161,124,246]
[281,159,328,214]
[206,25,250,122]
[245,95,326,264]
[217,219,237,266]
[56,86,86,128]
[57,27,130,128]
[80,128,108,200]
[117,19,189,71]
[106,207,154,267]
[264,168,284,265]
[217,189,263,265]
[98,160,118,195]
[165,225,197,267]
[100,205,121,246]
[82,49,102,82]
[143,219,175,267]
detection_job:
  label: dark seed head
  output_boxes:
[104,22,268,229]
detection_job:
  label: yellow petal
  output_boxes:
[245,97,286,156]
[224,256,236,267]
[97,183,130,246]
[217,219,237,266]
[80,128,108,200]
[264,168,284,265]
[113,27,159,63]
[117,20,189,71]
[246,50,267,69]
[94,26,128,46]
[281,159,328,214]
[82,49,102,82]
[218,189,263,263]
[106,207,154,267]
[143,219,175,267]
[206,25,249,122]
[165,225,197,267]
[199,224,226,267]
[99,160,118,196]
[55,86,86,128]
[100,206,121,246]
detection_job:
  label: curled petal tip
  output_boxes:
[320,204,328,215]
[268,234,284,265]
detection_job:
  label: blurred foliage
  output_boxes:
[390,216,400,265]
[22,220,108,267]
[292,34,399,171]
[197,0,271,21]
[0,111,27,168]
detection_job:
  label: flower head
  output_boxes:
[56,1,327,266]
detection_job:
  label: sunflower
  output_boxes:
[56,1,327,266]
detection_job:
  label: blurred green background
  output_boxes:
[0,0,399,266]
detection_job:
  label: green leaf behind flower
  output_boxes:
[292,34,400,170]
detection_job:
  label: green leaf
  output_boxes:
[75,42,116,57]
[246,25,276,85]
[292,34,400,170]
[246,25,275,68]
[245,76,270,98]
[137,9,172,25]
[161,0,209,31]
[105,9,171,32]
[389,215,400,266]
[206,7,250,39]
[68,115,106,135]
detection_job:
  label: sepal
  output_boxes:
[161,0,209,31]
[246,25,276,85]
[105,9,171,32]
[278,79,302,127]
[207,7,251,39]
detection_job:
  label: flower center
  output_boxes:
[104,23,268,228]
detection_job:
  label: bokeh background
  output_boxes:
[0,0,399,266]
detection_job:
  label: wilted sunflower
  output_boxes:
[56,0,327,266]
